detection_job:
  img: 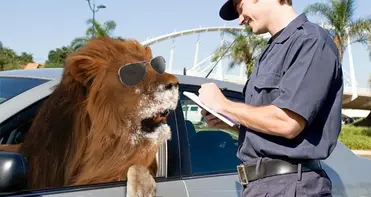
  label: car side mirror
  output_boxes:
[0,151,28,192]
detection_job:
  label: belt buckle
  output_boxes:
[237,164,249,185]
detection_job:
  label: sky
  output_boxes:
[1,0,371,88]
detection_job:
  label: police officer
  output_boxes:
[198,0,343,196]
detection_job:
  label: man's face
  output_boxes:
[233,0,273,34]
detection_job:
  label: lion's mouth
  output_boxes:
[136,83,179,144]
[141,109,171,133]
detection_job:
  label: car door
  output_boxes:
[177,84,245,197]
[0,89,188,197]
[40,105,188,197]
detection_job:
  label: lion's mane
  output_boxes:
[17,37,179,190]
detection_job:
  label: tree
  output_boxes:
[44,46,73,68]
[17,52,34,64]
[0,44,33,71]
[304,0,371,126]
[211,25,267,77]
[70,19,119,52]
[0,47,17,71]
[304,0,371,62]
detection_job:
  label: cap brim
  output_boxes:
[219,0,239,21]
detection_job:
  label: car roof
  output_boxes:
[0,68,245,92]
[0,68,63,81]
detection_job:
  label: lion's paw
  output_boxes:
[126,165,156,197]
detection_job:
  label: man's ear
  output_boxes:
[65,53,100,86]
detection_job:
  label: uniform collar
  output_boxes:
[273,13,308,44]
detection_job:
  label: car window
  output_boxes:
[0,97,47,144]
[0,76,48,105]
[180,88,244,175]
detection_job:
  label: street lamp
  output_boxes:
[86,0,106,38]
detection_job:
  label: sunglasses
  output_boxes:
[118,56,166,86]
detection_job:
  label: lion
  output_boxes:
[0,37,179,196]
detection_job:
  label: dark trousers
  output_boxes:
[241,169,332,197]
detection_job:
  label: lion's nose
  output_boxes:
[162,73,179,90]
[165,81,179,90]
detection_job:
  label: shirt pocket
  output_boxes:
[252,72,281,106]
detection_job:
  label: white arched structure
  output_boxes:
[141,26,271,46]
[140,26,270,82]
[140,25,359,103]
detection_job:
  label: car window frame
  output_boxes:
[177,84,245,178]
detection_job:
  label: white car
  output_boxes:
[0,68,370,197]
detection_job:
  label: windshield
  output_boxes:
[0,77,49,105]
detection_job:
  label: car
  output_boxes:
[0,68,370,197]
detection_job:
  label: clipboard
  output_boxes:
[182,91,238,127]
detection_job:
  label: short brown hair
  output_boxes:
[280,0,292,5]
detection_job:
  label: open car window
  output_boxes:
[179,86,244,175]
[0,76,48,105]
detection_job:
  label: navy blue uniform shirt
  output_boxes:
[237,14,343,165]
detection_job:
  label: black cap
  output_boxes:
[219,0,239,21]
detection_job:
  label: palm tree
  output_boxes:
[304,0,371,62]
[70,19,119,51]
[304,0,371,126]
[211,25,267,77]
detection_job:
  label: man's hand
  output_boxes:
[201,109,225,128]
[198,83,228,113]
[201,109,239,132]
[198,83,239,132]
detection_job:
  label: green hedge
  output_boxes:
[339,125,371,150]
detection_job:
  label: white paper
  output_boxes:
[183,91,238,127]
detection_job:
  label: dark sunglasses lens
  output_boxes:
[119,63,145,86]
[151,56,166,74]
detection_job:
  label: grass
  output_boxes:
[339,125,371,150]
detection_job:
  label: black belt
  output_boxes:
[237,159,322,185]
